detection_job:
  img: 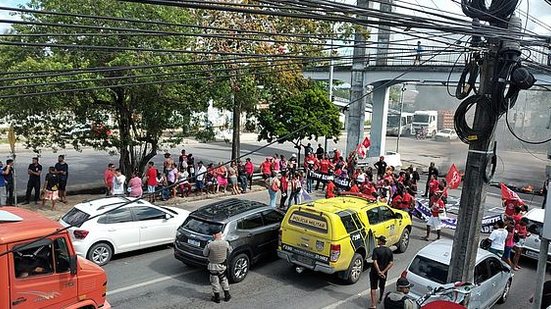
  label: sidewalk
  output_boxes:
[17,184,268,221]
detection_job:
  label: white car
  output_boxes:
[521,208,551,261]
[59,197,190,266]
[434,129,458,141]
[404,239,513,308]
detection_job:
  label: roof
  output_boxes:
[524,208,544,223]
[74,196,152,215]
[415,239,490,265]
[191,199,269,223]
[0,207,64,245]
[305,195,380,214]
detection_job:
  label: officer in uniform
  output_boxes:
[203,227,232,303]
[383,277,417,309]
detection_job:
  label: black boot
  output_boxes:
[211,293,220,303]
[224,290,231,302]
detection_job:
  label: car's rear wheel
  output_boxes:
[395,229,410,253]
[87,242,113,266]
[229,253,250,283]
[497,279,511,304]
[346,253,364,284]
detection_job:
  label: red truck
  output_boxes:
[0,207,110,309]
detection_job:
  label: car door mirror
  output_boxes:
[164,213,173,220]
[395,212,403,220]
[69,255,77,275]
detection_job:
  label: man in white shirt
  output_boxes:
[488,220,508,257]
[111,168,126,196]
[195,161,207,195]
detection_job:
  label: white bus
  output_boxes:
[386,112,414,136]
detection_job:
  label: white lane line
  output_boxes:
[321,276,399,309]
[107,269,200,296]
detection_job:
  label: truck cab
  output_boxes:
[413,110,438,138]
[0,207,110,309]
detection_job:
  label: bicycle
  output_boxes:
[415,282,474,308]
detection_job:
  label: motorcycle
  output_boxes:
[416,127,427,140]
[416,282,473,309]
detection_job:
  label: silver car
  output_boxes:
[522,208,551,261]
[405,239,513,308]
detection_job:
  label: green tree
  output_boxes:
[0,0,211,174]
[257,82,342,161]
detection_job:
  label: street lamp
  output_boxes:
[396,84,406,153]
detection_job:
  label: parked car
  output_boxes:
[404,239,513,308]
[59,197,190,266]
[278,194,412,284]
[434,129,458,141]
[174,199,284,283]
[521,208,551,261]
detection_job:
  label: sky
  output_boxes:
[2,0,551,34]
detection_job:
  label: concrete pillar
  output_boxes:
[375,0,393,66]
[369,82,389,157]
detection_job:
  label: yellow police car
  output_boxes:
[277,193,412,284]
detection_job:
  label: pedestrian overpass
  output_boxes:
[304,53,551,158]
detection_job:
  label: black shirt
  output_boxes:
[371,246,393,274]
[45,173,59,191]
[55,162,68,180]
[374,161,387,175]
[316,147,324,159]
[28,163,42,180]
[3,166,14,183]
[428,166,439,178]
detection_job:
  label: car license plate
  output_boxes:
[525,250,539,259]
[187,239,201,247]
[295,255,313,265]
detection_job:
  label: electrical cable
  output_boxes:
[454,94,497,144]
[455,53,480,99]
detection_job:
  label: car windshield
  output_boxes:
[413,114,429,123]
[61,207,90,227]
[440,129,451,134]
[408,255,449,284]
[182,217,224,235]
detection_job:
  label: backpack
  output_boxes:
[383,292,408,309]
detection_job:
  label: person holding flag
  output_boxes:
[500,183,526,218]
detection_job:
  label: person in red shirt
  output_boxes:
[401,190,414,212]
[326,180,336,198]
[424,192,445,241]
[315,155,334,191]
[244,158,254,190]
[349,180,360,193]
[145,161,158,202]
[260,157,272,179]
[512,217,530,271]
[103,163,115,197]
[503,199,522,218]
[511,206,523,225]
[428,175,439,198]
[332,148,341,164]
[361,181,377,197]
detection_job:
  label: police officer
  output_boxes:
[24,157,42,205]
[203,227,232,303]
[383,277,417,309]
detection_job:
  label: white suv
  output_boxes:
[60,197,190,266]
[404,239,513,308]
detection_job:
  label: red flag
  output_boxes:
[500,183,525,205]
[355,144,366,158]
[361,137,371,148]
[445,164,461,189]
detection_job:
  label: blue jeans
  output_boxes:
[268,189,277,208]
[307,177,313,193]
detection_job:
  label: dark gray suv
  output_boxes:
[174,199,284,282]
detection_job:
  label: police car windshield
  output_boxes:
[182,217,224,235]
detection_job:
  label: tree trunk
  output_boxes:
[116,91,132,177]
[231,93,241,161]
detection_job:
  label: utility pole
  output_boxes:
[534,148,551,308]
[345,0,370,157]
[448,16,522,282]
[326,31,334,155]
[396,84,405,153]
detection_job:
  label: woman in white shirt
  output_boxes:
[488,220,508,257]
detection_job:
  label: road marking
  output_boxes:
[321,276,399,309]
[107,269,200,296]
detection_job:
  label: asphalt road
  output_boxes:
[3,135,546,199]
[102,189,546,309]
